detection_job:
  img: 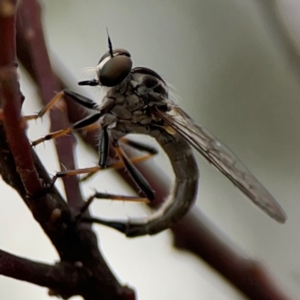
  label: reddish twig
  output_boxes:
[16,0,82,208]
[0,68,44,195]
[0,0,17,66]
[172,210,290,300]
[0,0,42,195]
[119,148,293,300]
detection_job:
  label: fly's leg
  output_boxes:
[114,142,155,201]
[24,92,65,121]
[24,90,99,122]
[31,113,102,146]
[76,192,150,222]
[0,91,66,129]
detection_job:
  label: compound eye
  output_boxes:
[98,55,132,87]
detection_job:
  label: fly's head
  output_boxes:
[97,32,132,87]
[79,33,133,88]
[96,47,132,87]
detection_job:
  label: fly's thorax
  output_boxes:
[104,74,155,124]
[101,68,171,140]
[104,88,147,123]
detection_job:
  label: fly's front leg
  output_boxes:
[24,90,100,122]
[23,91,65,122]
[0,91,65,127]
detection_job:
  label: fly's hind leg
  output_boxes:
[77,139,158,235]
[76,192,151,222]
[80,136,158,181]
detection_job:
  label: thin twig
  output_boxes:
[16,0,82,209]
[0,0,42,195]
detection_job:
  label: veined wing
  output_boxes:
[154,105,286,223]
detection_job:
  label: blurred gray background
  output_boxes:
[1,0,300,299]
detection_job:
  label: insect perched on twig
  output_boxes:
[27,34,286,237]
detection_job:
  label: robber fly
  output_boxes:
[31,35,286,237]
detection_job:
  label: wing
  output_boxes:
[154,105,286,223]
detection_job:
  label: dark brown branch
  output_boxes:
[0,249,86,298]
[0,247,136,300]
[0,107,134,299]
[0,1,135,299]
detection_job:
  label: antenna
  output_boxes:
[106,28,113,57]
